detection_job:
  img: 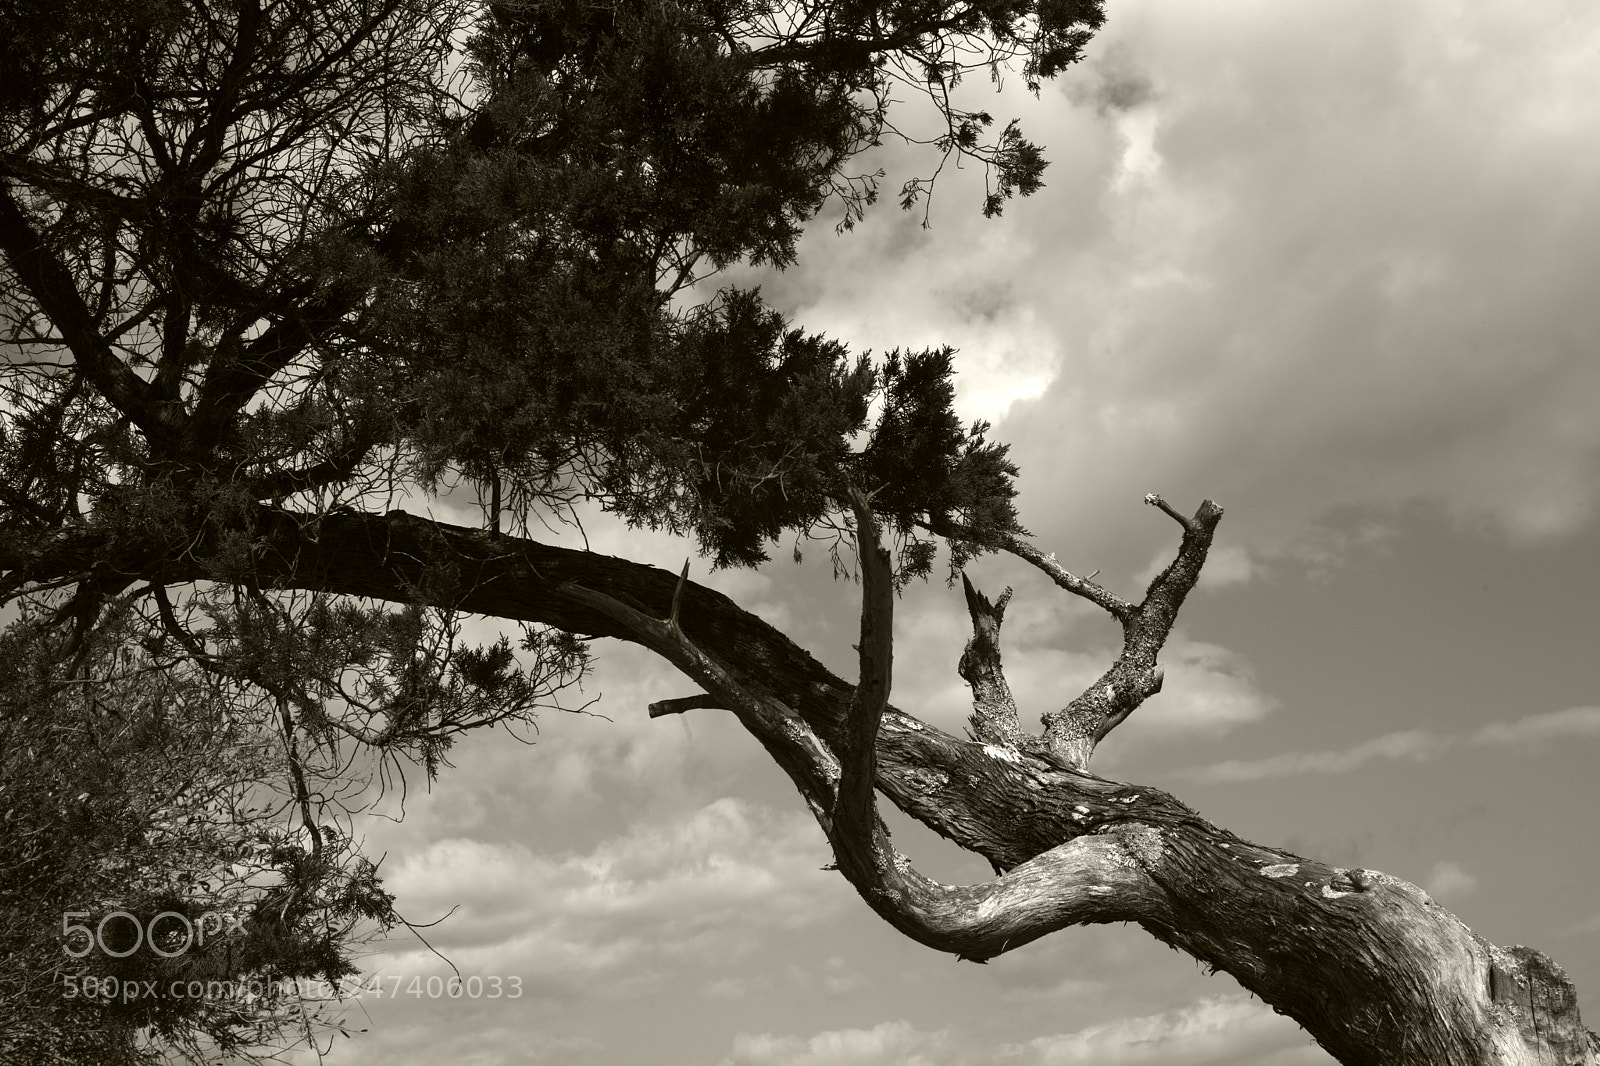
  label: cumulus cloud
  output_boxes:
[729,0,1600,569]
[1186,729,1444,784]
[1134,540,1256,591]
[1184,705,1600,782]
[1011,636,1278,743]
[370,798,843,997]
[720,998,1323,1066]
[1006,0,1600,556]
[1013,995,1314,1066]
[1197,544,1256,589]
[721,1021,947,1066]
[1126,638,1278,737]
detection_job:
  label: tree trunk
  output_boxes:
[7,503,1595,1065]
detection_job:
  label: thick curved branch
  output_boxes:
[0,506,1159,870]
[833,830,1163,963]
[555,568,843,808]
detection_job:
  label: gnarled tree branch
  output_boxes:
[5,503,1594,1063]
[562,491,1165,962]
[1033,494,1223,768]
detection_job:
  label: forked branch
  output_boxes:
[821,489,1164,959]
[978,495,1223,770]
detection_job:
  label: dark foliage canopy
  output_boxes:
[0,0,1101,1058]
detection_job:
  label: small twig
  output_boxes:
[1001,535,1136,622]
[392,906,462,980]
[1143,493,1193,531]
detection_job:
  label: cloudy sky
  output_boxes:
[287,1,1599,1062]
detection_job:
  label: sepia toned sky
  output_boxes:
[288,0,1600,1062]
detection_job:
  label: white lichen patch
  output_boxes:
[808,739,841,783]
[983,743,1022,763]
[891,716,924,731]
[1118,825,1164,870]
[1100,843,1136,870]
[1260,863,1299,879]
[1118,794,1140,804]
[1321,884,1355,899]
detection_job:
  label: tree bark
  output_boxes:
[4,503,1595,1065]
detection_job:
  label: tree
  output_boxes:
[0,1,1593,1064]
[0,600,396,1064]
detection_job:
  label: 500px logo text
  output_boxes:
[62,910,244,959]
